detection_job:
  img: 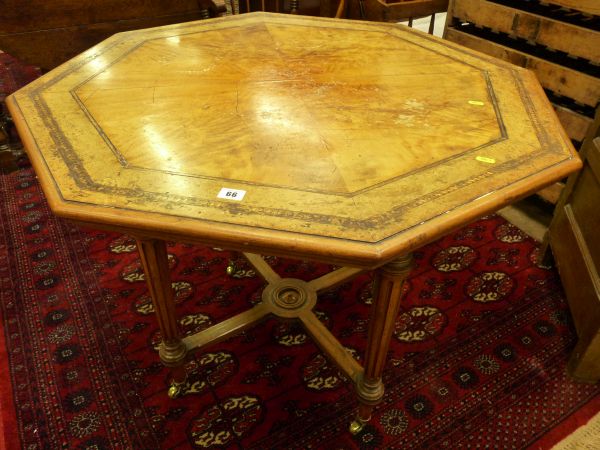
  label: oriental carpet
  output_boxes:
[1,157,599,450]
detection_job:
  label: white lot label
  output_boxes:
[217,187,246,201]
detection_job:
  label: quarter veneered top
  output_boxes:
[8,13,580,266]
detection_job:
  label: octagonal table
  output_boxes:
[7,12,580,433]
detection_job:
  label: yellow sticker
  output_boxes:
[476,156,496,164]
[468,100,485,106]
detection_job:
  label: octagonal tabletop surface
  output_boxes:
[8,13,580,267]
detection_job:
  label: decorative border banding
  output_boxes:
[18,15,574,244]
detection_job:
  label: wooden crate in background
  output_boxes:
[444,0,600,203]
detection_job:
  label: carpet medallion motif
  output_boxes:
[1,159,599,449]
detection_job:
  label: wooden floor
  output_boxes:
[499,197,554,242]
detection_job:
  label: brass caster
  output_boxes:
[167,380,185,399]
[349,419,365,435]
[226,261,236,277]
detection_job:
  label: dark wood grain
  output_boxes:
[339,0,449,22]
[0,1,203,70]
[0,0,201,32]
[545,106,600,381]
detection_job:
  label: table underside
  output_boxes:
[135,236,413,433]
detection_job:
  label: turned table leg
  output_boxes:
[136,238,188,398]
[351,254,413,434]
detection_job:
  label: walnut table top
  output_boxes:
[7,12,581,268]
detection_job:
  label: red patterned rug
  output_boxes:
[0,51,41,130]
[1,157,600,449]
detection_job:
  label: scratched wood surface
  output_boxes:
[7,13,580,267]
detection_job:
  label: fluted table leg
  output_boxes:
[136,238,188,398]
[351,254,413,434]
